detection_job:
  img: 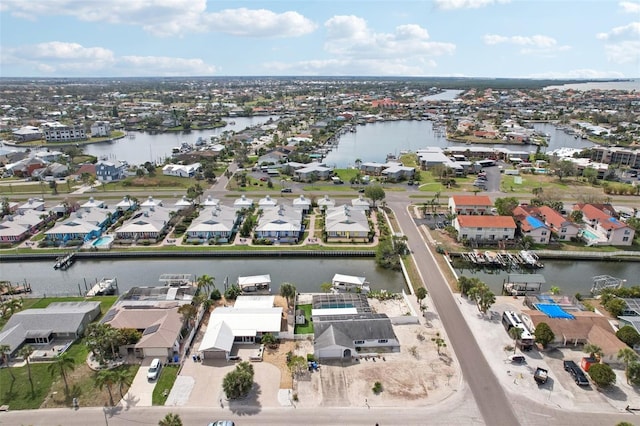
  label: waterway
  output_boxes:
[83,116,278,166]
[322,120,595,168]
[1,257,406,297]
[2,257,637,299]
[544,80,639,92]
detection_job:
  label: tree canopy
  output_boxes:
[588,363,616,388]
[364,184,385,207]
[223,361,255,400]
[534,322,555,348]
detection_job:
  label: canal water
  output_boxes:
[2,257,636,298]
[2,257,406,297]
[83,116,278,166]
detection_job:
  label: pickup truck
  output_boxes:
[534,367,549,385]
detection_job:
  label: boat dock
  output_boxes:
[455,250,543,270]
[502,273,546,296]
[85,277,118,297]
[54,252,76,270]
[0,281,32,297]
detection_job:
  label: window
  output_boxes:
[378,339,388,344]
[541,231,547,236]
[477,227,482,231]
[354,340,365,345]
[623,237,629,242]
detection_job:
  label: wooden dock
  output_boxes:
[54,252,75,270]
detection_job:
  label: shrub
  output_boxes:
[372,381,383,394]
[210,289,222,300]
[306,354,316,362]
[588,363,616,388]
[616,325,640,348]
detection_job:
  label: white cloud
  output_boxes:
[620,1,640,13]
[483,33,570,55]
[324,15,455,60]
[1,41,217,76]
[263,58,438,76]
[596,22,640,40]
[119,56,217,76]
[1,1,315,37]
[601,40,640,64]
[528,69,626,79]
[202,8,317,37]
[435,0,510,10]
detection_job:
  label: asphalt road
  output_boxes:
[389,200,519,426]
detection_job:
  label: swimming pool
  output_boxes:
[92,235,114,248]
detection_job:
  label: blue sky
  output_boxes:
[1,0,638,78]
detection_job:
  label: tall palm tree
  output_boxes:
[113,367,134,398]
[158,413,183,426]
[48,352,75,395]
[95,369,118,406]
[617,348,639,384]
[197,274,215,295]
[583,343,604,362]
[0,344,15,381]
[508,327,523,354]
[279,282,297,310]
[18,345,34,394]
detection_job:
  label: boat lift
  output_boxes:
[591,275,626,295]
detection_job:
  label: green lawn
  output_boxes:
[152,365,179,405]
[0,363,55,409]
[293,304,314,334]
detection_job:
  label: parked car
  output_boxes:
[563,360,589,386]
[208,421,235,426]
[281,188,292,193]
[147,358,162,381]
[534,367,548,385]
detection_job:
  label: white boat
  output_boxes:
[86,278,117,297]
[331,274,370,294]
[520,250,543,268]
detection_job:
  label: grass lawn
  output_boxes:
[103,174,193,191]
[43,363,139,409]
[0,363,55,409]
[152,365,179,406]
[293,304,314,334]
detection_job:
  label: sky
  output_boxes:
[0,0,638,79]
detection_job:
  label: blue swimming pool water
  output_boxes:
[93,235,114,247]
[582,229,600,240]
[535,303,575,319]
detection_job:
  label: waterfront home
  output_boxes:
[574,203,635,246]
[537,205,580,241]
[115,206,172,242]
[381,163,415,182]
[448,195,493,215]
[312,294,399,360]
[0,209,46,243]
[202,195,220,207]
[294,163,333,182]
[45,208,112,243]
[317,194,336,211]
[513,205,551,245]
[102,302,183,359]
[95,159,127,182]
[42,121,86,142]
[12,125,42,142]
[359,162,385,175]
[80,196,105,209]
[234,194,254,209]
[141,195,163,209]
[162,162,201,178]
[351,194,371,211]
[199,295,283,359]
[0,301,101,358]
[258,195,278,208]
[416,147,460,172]
[185,205,240,243]
[324,205,370,242]
[453,215,517,243]
[90,120,111,137]
[255,205,303,243]
[115,196,137,211]
[292,194,312,214]
[173,196,193,210]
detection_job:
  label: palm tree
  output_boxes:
[197,274,215,296]
[0,344,15,381]
[158,413,183,426]
[48,352,76,395]
[95,369,118,406]
[617,348,639,384]
[279,282,297,310]
[113,367,134,398]
[508,327,523,354]
[18,345,34,394]
[583,343,603,362]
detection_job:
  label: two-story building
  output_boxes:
[453,215,517,242]
[95,160,127,182]
[574,203,635,246]
[42,121,86,142]
[254,205,303,244]
[448,195,493,215]
[513,205,551,244]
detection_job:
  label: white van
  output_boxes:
[147,358,162,381]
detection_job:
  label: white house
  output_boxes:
[453,215,517,242]
[186,205,239,243]
[162,163,201,178]
[448,195,493,215]
[325,205,370,242]
[255,205,303,243]
[90,121,111,137]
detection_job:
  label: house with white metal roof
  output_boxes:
[255,205,303,243]
[325,205,370,242]
[186,205,240,243]
[115,206,172,241]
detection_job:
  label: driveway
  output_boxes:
[119,358,158,408]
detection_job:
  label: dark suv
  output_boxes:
[563,360,589,386]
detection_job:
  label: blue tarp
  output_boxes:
[535,303,575,319]
[526,215,546,229]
